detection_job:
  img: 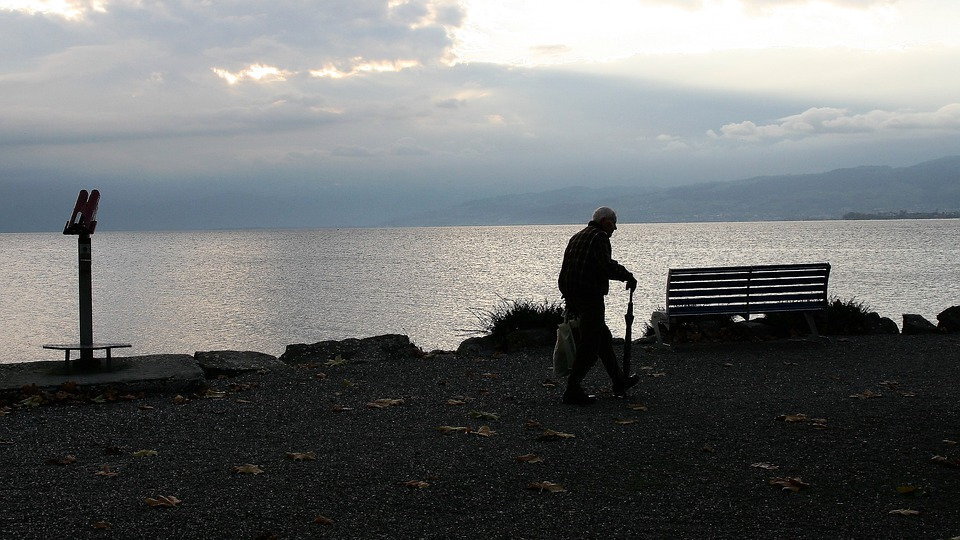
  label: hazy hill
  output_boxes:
[387,156,960,226]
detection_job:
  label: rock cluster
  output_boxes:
[279,334,422,364]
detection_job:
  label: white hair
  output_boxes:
[592,206,617,223]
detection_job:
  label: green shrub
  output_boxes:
[468,297,564,339]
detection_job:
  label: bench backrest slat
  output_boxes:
[669,284,827,298]
[666,262,830,318]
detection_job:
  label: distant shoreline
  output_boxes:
[842,211,960,220]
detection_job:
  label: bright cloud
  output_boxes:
[709,104,960,142]
[0,0,104,19]
[212,64,294,85]
[454,0,955,65]
[309,59,421,79]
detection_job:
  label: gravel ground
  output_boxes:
[1,334,960,539]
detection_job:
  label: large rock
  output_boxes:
[865,312,900,335]
[0,354,203,394]
[937,306,960,333]
[280,334,421,364]
[901,314,940,335]
[194,350,285,377]
[456,335,497,357]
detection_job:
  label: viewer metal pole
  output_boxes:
[78,232,94,364]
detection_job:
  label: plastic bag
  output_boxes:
[553,316,579,377]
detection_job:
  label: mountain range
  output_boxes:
[387,156,960,226]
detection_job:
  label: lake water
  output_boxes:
[1,220,958,364]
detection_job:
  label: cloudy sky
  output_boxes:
[1,0,958,230]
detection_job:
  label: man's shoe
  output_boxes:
[561,390,597,406]
[612,373,641,398]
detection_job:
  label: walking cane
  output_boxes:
[623,287,634,376]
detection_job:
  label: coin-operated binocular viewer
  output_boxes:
[43,190,130,369]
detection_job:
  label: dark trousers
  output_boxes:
[564,295,623,389]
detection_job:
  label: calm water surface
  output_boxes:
[2,220,958,363]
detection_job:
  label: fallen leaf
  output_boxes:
[783,362,798,366]
[781,413,808,423]
[366,398,404,409]
[944,440,958,446]
[880,380,900,389]
[92,521,112,530]
[888,509,920,516]
[469,410,499,421]
[341,379,356,388]
[751,462,780,470]
[769,477,809,492]
[436,426,469,434]
[931,455,960,468]
[145,495,181,508]
[446,399,466,406]
[474,425,496,437]
[896,485,917,495]
[538,429,575,441]
[0,440,13,445]
[330,405,353,412]
[172,395,189,405]
[481,372,500,379]
[541,380,557,389]
[649,372,667,378]
[204,389,227,399]
[120,394,137,401]
[614,418,638,425]
[314,515,334,526]
[90,395,107,404]
[627,403,648,411]
[138,405,155,410]
[46,454,77,465]
[899,391,917,397]
[234,464,264,475]
[325,355,347,366]
[723,362,733,367]
[811,418,828,429]
[131,450,158,458]
[849,389,882,399]
[95,465,118,477]
[403,480,429,489]
[236,399,253,404]
[524,419,542,430]
[702,444,716,454]
[315,372,328,380]
[286,452,316,461]
[640,365,654,370]
[0,406,11,416]
[527,481,566,493]
[516,453,544,463]
[18,395,42,407]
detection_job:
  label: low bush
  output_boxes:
[760,296,876,336]
[468,297,564,340]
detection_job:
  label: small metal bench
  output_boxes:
[653,263,831,343]
[42,343,131,369]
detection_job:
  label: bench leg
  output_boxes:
[106,348,112,370]
[804,312,819,337]
[651,312,667,345]
[64,349,71,370]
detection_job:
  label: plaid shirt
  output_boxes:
[558,221,632,298]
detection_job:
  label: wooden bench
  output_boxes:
[652,263,831,343]
[42,342,131,370]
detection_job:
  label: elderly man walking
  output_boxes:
[558,207,639,406]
